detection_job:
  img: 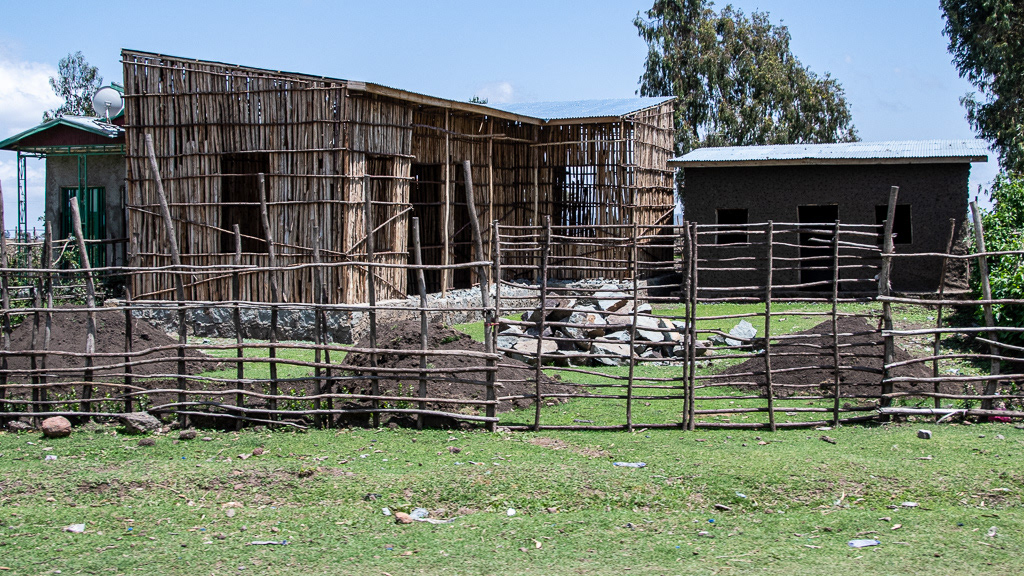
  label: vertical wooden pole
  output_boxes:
[533,216,551,431]
[933,219,957,413]
[123,233,137,413]
[232,225,244,430]
[626,220,639,432]
[442,110,451,296]
[879,186,898,408]
[30,266,41,419]
[145,134,187,427]
[831,221,841,427]
[39,224,53,417]
[764,222,776,432]
[462,160,496,431]
[490,219,502,430]
[679,222,691,430]
[970,201,999,409]
[687,222,698,431]
[364,175,379,427]
[312,224,332,426]
[258,173,280,419]
[0,185,8,426]
[312,224,324,429]
[412,217,429,429]
[69,199,96,417]
[487,124,495,259]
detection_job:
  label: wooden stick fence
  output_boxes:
[1,179,1023,430]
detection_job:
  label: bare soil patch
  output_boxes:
[720,316,944,397]
[346,320,579,414]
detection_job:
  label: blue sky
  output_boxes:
[0,0,998,230]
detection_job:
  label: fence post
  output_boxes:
[39,224,53,419]
[490,219,502,429]
[688,221,698,431]
[232,224,244,430]
[145,134,187,428]
[933,218,957,415]
[879,186,899,409]
[0,186,10,426]
[533,216,551,432]
[364,175,379,428]
[312,224,324,429]
[257,173,281,421]
[313,224,332,427]
[412,217,429,430]
[626,221,639,432]
[831,220,841,427]
[970,201,999,410]
[463,161,497,432]
[123,233,137,413]
[679,223,691,430]
[764,222,776,432]
[68,199,97,418]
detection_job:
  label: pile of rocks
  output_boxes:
[497,284,698,367]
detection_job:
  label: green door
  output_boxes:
[61,187,106,268]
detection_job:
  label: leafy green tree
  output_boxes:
[941,1,1024,173]
[43,51,102,121]
[468,95,489,104]
[635,0,858,154]
[975,173,1024,340]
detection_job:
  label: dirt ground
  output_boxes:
[720,316,942,397]
[5,307,213,382]
[345,319,579,414]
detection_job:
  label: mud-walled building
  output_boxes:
[670,140,988,293]
[121,50,675,304]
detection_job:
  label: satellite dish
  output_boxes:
[91,87,124,120]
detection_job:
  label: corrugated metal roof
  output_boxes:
[0,116,123,150]
[488,97,673,121]
[669,139,989,167]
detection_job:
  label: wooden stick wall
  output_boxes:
[121,51,675,303]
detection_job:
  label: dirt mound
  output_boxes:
[5,307,213,381]
[720,316,938,397]
[346,320,579,414]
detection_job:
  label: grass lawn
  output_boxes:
[0,422,1021,575]
[1,302,1020,574]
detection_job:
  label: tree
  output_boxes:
[974,173,1024,344]
[941,1,1024,173]
[43,51,102,121]
[468,95,489,104]
[635,0,858,155]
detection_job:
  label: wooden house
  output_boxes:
[121,50,675,303]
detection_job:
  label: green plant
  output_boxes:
[972,172,1024,345]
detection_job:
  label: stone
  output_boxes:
[662,318,682,343]
[179,429,198,440]
[637,302,653,314]
[694,340,710,357]
[138,438,156,447]
[394,512,414,524]
[917,429,932,440]
[636,315,665,342]
[41,416,72,438]
[118,412,162,435]
[545,298,577,321]
[595,288,629,312]
[726,320,757,347]
[6,420,32,432]
[498,325,523,336]
[591,342,632,366]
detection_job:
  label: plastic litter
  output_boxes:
[902,502,919,508]
[410,508,429,519]
[987,526,997,538]
[612,462,646,468]
[506,508,516,516]
[848,539,880,548]
[44,455,58,461]
[735,492,747,499]
[64,523,86,534]
[381,508,391,516]
[248,540,288,546]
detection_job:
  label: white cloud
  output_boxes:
[474,81,517,104]
[0,57,61,138]
[0,56,61,232]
